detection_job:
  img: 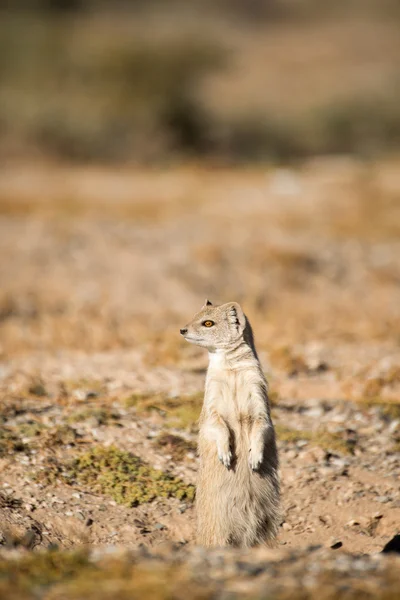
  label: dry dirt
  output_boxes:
[0,158,399,597]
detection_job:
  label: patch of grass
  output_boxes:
[363,367,400,398]
[67,446,195,506]
[0,549,95,596]
[359,397,400,420]
[275,424,310,444]
[32,454,71,485]
[3,422,82,457]
[60,378,106,398]
[124,392,203,430]
[276,424,353,455]
[0,427,27,456]
[312,431,354,456]
[268,389,280,407]
[16,421,46,439]
[392,441,400,453]
[0,193,198,225]
[27,427,85,484]
[67,407,121,426]
[124,392,161,409]
[42,425,81,448]
[28,380,48,397]
[154,433,197,461]
[167,395,203,430]
[364,378,387,398]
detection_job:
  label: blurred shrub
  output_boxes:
[0,15,224,161]
[0,10,400,163]
[218,90,400,163]
[219,115,307,163]
[315,94,400,156]
[0,0,85,10]
[4,0,399,19]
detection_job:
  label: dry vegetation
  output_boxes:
[1,0,400,162]
[1,1,400,596]
[0,156,399,596]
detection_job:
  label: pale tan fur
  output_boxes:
[180,300,280,547]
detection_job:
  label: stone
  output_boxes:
[328,539,343,550]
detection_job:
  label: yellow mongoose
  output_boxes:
[180,300,280,547]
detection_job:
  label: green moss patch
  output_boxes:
[276,424,353,455]
[68,446,195,506]
[124,392,203,431]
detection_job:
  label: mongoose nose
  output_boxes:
[180,328,187,335]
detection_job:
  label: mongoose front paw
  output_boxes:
[218,449,232,468]
[249,448,263,471]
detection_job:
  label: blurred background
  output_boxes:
[0,0,400,569]
[0,0,399,389]
[1,0,400,163]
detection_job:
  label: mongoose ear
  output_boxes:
[224,302,246,333]
[204,299,213,307]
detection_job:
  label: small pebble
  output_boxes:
[375,496,391,503]
[346,519,360,527]
[296,440,309,448]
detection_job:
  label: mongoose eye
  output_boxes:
[203,320,214,328]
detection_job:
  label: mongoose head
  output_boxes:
[180,300,247,351]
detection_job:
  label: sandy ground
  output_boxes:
[0,159,399,593]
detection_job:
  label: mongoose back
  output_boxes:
[180,300,280,547]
